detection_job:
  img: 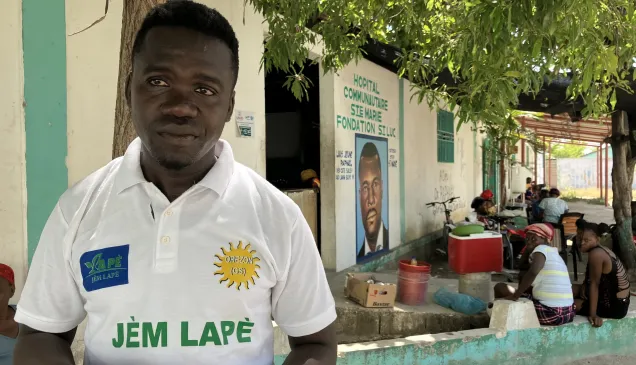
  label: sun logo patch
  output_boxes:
[214,241,261,290]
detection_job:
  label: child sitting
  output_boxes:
[573,219,631,327]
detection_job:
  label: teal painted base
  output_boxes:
[23,0,68,263]
[275,317,636,365]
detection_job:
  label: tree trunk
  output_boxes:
[112,0,165,158]
[610,110,636,269]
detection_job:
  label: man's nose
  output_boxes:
[160,90,198,119]
[367,192,376,206]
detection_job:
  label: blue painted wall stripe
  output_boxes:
[398,78,406,243]
[23,0,69,263]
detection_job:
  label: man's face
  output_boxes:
[359,155,383,240]
[130,26,236,170]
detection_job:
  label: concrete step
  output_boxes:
[329,272,490,343]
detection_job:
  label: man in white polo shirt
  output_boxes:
[13,2,337,364]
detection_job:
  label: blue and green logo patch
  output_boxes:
[80,245,129,292]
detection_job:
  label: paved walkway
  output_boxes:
[567,201,615,225]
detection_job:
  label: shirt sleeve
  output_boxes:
[271,210,336,338]
[14,203,86,333]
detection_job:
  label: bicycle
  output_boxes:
[426,196,460,256]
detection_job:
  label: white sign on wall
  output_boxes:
[235,110,255,137]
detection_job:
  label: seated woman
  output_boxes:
[494,224,575,326]
[531,189,549,223]
[470,197,495,230]
[480,189,494,201]
[573,219,631,327]
[538,188,569,224]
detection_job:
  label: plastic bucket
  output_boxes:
[397,260,431,306]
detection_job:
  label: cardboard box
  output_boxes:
[344,273,397,308]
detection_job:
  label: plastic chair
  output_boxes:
[554,213,584,281]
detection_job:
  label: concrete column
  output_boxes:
[458,272,492,303]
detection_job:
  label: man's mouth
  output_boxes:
[158,132,197,146]
[366,209,377,223]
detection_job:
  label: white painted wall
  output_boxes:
[323,59,400,271]
[403,80,483,242]
[0,0,27,303]
[510,140,536,194]
[319,70,337,270]
[64,0,266,185]
[66,0,123,186]
[208,0,266,175]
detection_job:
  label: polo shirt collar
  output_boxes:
[114,137,235,196]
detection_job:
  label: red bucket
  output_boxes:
[397,260,431,306]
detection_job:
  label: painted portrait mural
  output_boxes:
[355,134,389,262]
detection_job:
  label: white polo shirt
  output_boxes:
[15,138,336,365]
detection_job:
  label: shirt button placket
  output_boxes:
[155,206,179,272]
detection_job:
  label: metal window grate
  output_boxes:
[437,110,455,163]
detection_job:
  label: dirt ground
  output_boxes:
[562,355,634,365]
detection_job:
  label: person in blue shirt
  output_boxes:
[539,188,569,224]
[0,263,18,365]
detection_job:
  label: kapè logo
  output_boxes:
[80,245,130,292]
[214,241,261,291]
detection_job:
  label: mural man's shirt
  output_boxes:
[15,139,336,365]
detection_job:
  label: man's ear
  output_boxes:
[225,91,236,123]
[125,72,132,107]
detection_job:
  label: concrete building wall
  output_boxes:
[326,60,401,271]
[510,139,537,193]
[0,0,27,304]
[403,80,483,242]
[556,158,636,190]
[66,0,123,186]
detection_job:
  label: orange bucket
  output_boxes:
[397,260,431,306]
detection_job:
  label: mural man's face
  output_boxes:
[359,155,383,241]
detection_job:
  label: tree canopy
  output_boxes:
[550,142,589,158]
[249,0,636,130]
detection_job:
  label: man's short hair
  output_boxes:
[359,142,381,173]
[132,0,240,84]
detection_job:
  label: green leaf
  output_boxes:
[610,89,617,110]
[532,39,542,59]
[250,0,636,137]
